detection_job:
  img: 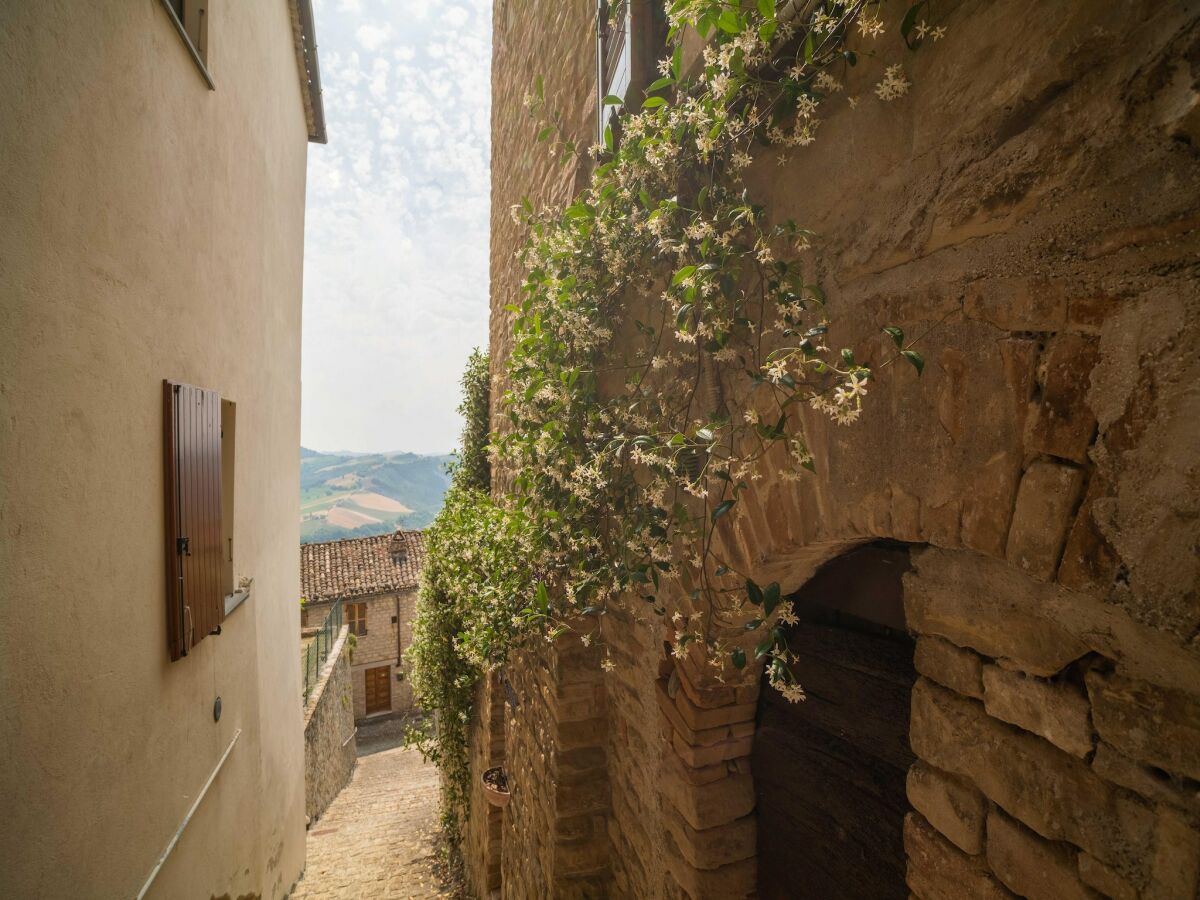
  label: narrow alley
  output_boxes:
[292,718,458,900]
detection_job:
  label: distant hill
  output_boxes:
[300,447,453,543]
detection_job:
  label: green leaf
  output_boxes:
[763,582,781,615]
[882,326,904,348]
[841,348,855,367]
[536,126,553,142]
[604,123,614,153]
[534,75,544,101]
[731,647,746,669]
[757,0,776,20]
[602,94,624,106]
[671,45,682,80]
[646,76,674,94]
[746,579,764,606]
[718,9,741,33]
[642,96,668,109]
[711,499,735,523]
[902,350,925,374]
[900,2,927,46]
[671,265,697,286]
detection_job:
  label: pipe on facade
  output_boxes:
[135,728,242,900]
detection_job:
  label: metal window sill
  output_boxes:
[224,589,250,617]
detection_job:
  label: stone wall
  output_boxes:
[464,673,506,898]
[304,626,357,826]
[485,0,1200,897]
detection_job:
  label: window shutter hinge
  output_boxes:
[177,536,190,556]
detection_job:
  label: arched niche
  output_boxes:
[753,542,917,900]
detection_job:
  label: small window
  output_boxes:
[347,602,368,636]
[596,0,668,147]
[160,0,213,88]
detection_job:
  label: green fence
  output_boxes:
[302,597,343,704]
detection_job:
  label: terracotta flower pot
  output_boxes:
[482,766,510,808]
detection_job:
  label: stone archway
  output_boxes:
[753,542,915,900]
[657,537,1200,900]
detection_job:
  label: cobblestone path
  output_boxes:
[292,717,456,899]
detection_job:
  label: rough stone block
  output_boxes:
[982,665,1094,758]
[1087,671,1200,782]
[1148,804,1200,899]
[661,754,755,831]
[557,716,607,751]
[963,277,1069,332]
[914,635,985,699]
[986,809,1094,900]
[672,684,757,731]
[554,834,610,874]
[903,813,1014,900]
[1078,853,1138,900]
[663,829,755,900]
[671,730,753,769]
[905,548,1089,677]
[663,806,756,870]
[556,777,609,816]
[1092,743,1200,815]
[1057,475,1120,592]
[1005,460,1086,581]
[1027,334,1100,464]
[910,678,1154,876]
[906,760,987,854]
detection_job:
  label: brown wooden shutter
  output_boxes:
[163,380,226,661]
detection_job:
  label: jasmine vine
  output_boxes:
[501,0,937,693]
[408,0,947,847]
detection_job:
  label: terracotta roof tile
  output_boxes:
[300,530,425,601]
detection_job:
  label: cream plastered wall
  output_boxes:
[0,3,310,898]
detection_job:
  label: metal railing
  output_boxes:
[302,597,343,704]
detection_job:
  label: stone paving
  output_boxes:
[292,716,458,899]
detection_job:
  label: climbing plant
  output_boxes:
[407,351,538,847]
[501,0,942,697]
[408,0,949,846]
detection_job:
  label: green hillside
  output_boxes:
[300,448,453,543]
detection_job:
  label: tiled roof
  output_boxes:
[300,530,425,602]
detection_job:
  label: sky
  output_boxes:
[301,0,491,456]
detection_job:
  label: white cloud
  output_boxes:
[355,23,393,51]
[303,0,492,455]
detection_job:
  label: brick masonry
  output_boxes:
[479,0,1200,897]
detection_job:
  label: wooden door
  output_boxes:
[365,665,391,715]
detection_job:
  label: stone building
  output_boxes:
[471,1,1200,899]
[301,530,425,720]
[0,2,325,897]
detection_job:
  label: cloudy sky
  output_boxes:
[301,0,491,455]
